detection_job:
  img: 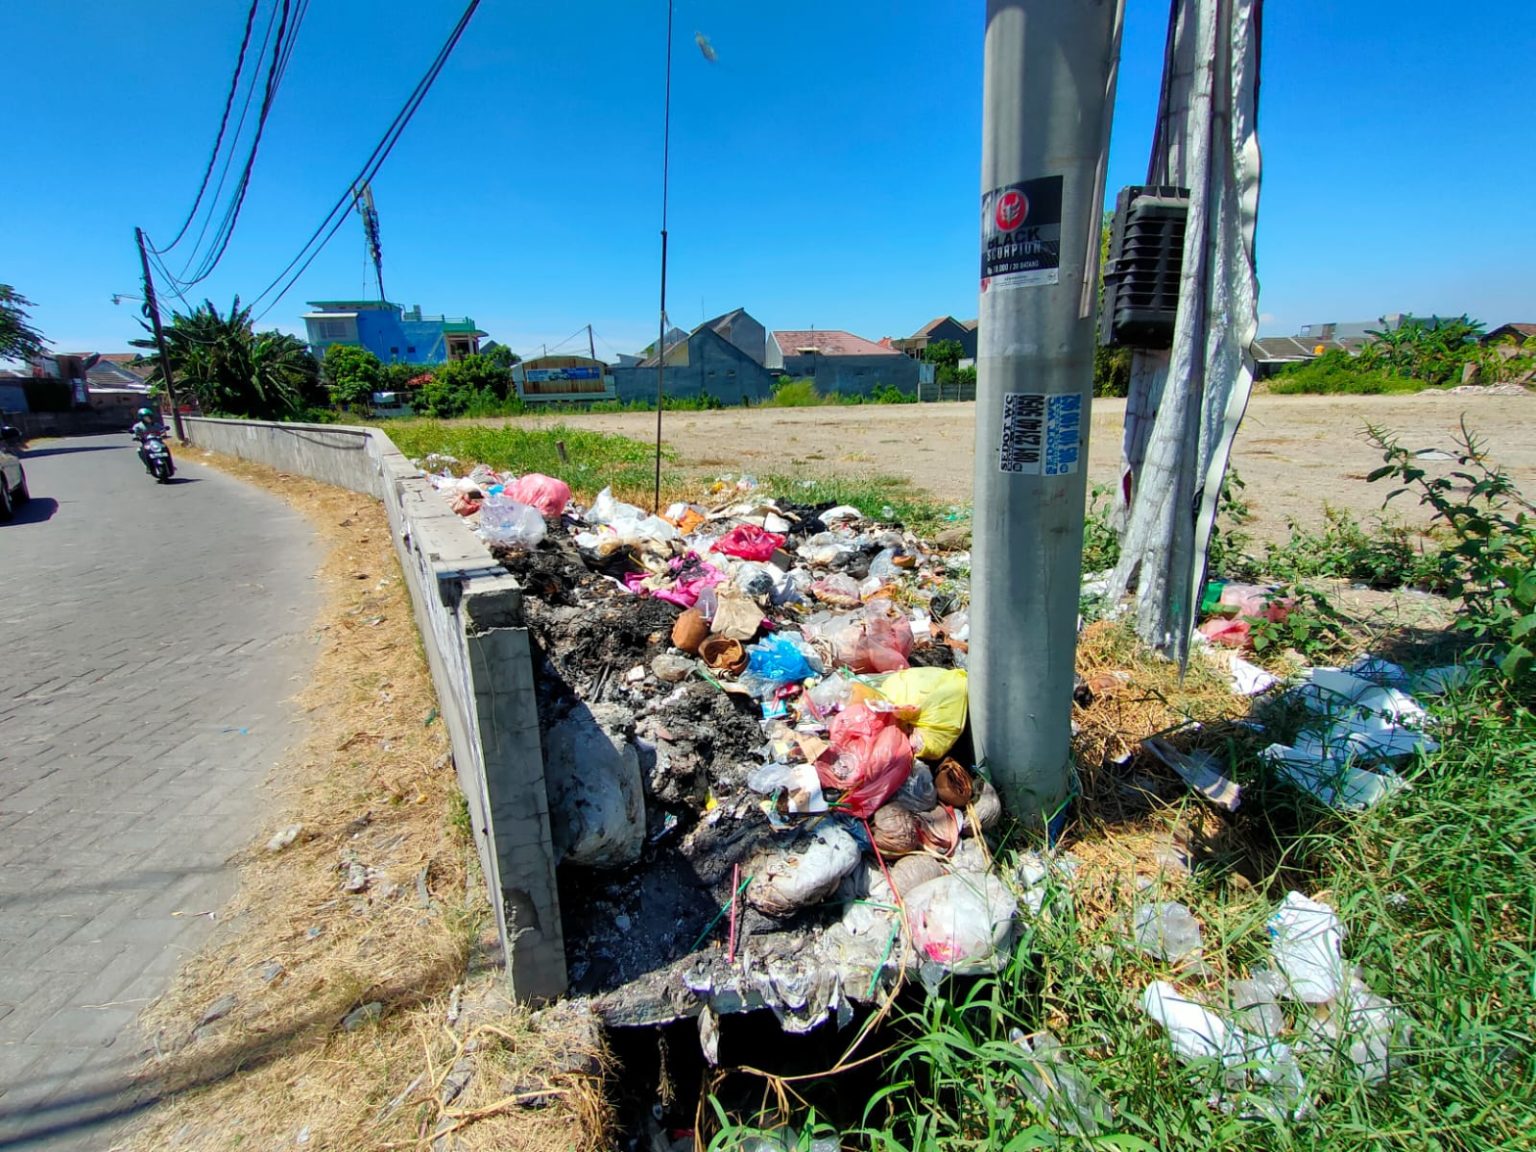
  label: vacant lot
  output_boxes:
[494,392,1535,541]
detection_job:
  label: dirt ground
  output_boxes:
[507,392,1536,543]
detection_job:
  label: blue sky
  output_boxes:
[3,0,1531,358]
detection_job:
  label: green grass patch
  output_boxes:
[1268,352,1422,396]
[383,419,680,504]
[759,472,962,537]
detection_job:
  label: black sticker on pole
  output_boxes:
[981,175,1063,291]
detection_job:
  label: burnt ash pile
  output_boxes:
[438,472,1011,1033]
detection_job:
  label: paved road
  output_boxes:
[0,436,320,1149]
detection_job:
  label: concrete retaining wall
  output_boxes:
[181,417,566,1002]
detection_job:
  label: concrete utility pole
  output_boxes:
[134,227,187,442]
[971,0,1122,824]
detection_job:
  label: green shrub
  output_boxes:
[1367,421,1536,679]
[1268,350,1420,395]
[767,379,824,407]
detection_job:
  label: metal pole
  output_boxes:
[135,227,187,442]
[653,0,675,514]
[971,0,1122,824]
[587,323,597,363]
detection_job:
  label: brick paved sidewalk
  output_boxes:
[0,437,320,1149]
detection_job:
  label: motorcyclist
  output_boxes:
[131,407,170,475]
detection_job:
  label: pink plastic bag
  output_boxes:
[1216,583,1293,624]
[712,524,787,561]
[823,610,914,673]
[503,473,572,518]
[625,552,725,608]
[819,704,914,818]
[1198,616,1253,648]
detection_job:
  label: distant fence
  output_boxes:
[180,417,566,1003]
[916,379,977,403]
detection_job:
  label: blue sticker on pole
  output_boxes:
[999,392,1081,477]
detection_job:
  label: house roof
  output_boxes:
[771,330,900,357]
[1485,322,1536,341]
[913,315,963,338]
[696,307,748,336]
[1250,336,1355,362]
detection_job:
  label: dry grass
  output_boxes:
[121,451,609,1152]
[1061,620,1261,941]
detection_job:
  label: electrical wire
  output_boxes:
[249,0,482,321]
[160,0,282,266]
[157,0,263,252]
[171,0,296,288]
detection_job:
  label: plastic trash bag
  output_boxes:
[873,667,968,759]
[904,873,1018,973]
[712,523,787,561]
[1132,901,1205,963]
[819,703,914,817]
[478,496,547,549]
[543,705,645,868]
[744,632,818,685]
[502,472,571,517]
[1268,891,1347,1004]
[818,608,913,674]
[587,486,645,526]
[810,573,863,608]
[746,823,860,917]
[891,761,938,812]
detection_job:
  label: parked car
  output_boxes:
[1,427,29,520]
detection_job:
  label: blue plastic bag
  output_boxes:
[745,633,816,687]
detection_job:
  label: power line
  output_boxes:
[250,0,483,321]
[171,0,298,288]
[160,0,282,268]
[157,0,263,252]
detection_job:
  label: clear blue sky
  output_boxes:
[3,0,1531,358]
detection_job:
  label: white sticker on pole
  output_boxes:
[999,393,1082,477]
[981,176,1063,291]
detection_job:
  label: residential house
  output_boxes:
[891,316,978,361]
[302,300,487,365]
[1483,322,1536,346]
[613,311,777,404]
[767,329,921,396]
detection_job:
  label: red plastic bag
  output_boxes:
[503,473,572,518]
[712,524,786,561]
[818,704,914,818]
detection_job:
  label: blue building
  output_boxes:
[302,300,487,365]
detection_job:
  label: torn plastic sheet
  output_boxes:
[1143,735,1241,811]
[1009,1029,1114,1137]
[1263,666,1438,810]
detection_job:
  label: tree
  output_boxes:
[0,285,47,362]
[480,341,521,370]
[922,338,964,372]
[412,353,513,418]
[132,297,318,420]
[322,344,384,411]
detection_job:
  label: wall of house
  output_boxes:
[613,330,778,405]
[778,353,920,396]
[717,314,767,365]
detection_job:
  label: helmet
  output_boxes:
[138,408,155,420]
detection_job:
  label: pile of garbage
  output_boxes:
[1138,891,1410,1122]
[423,463,1015,1030]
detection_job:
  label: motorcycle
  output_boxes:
[139,430,176,483]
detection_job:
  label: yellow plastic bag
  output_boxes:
[873,667,969,761]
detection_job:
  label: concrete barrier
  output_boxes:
[181,417,566,1002]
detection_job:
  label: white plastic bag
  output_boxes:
[1268,891,1347,1004]
[904,873,1017,973]
[478,496,547,549]
[747,824,860,917]
[543,705,645,868]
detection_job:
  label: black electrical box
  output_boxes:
[1099,184,1189,350]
